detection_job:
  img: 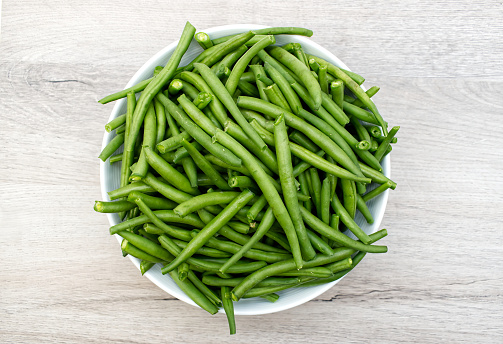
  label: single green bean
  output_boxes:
[168,79,184,95]
[94,200,136,213]
[118,231,174,261]
[306,229,334,255]
[318,64,329,94]
[341,179,357,219]
[174,191,240,217]
[228,176,257,189]
[121,239,165,263]
[108,181,155,200]
[99,133,125,162]
[352,86,380,108]
[330,80,344,109]
[356,194,374,224]
[181,157,198,188]
[279,266,333,278]
[140,260,155,275]
[174,239,232,258]
[195,32,213,50]
[320,177,331,224]
[105,113,126,132]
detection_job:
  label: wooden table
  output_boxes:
[1,1,502,342]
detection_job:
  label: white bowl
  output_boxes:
[100,24,390,315]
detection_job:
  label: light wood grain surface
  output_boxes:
[1,1,502,343]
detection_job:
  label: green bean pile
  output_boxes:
[95,22,398,334]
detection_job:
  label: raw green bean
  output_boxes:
[267,46,322,110]
[178,94,218,135]
[356,194,374,224]
[249,65,270,102]
[237,80,259,97]
[190,230,291,264]
[197,209,285,254]
[279,266,333,278]
[110,209,205,235]
[180,139,232,191]
[142,172,192,203]
[144,146,198,195]
[308,168,322,218]
[221,286,236,335]
[212,45,248,78]
[94,200,136,213]
[249,119,371,183]
[300,206,387,252]
[225,35,275,95]
[178,262,190,281]
[264,84,291,112]
[358,162,397,189]
[105,113,126,132]
[156,93,242,167]
[212,27,313,45]
[140,260,155,275]
[171,141,204,164]
[330,195,371,243]
[352,86,380,108]
[240,109,275,132]
[246,194,267,222]
[125,23,196,185]
[108,181,155,200]
[306,229,335,255]
[203,275,300,288]
[201,31,255,68]
[154,99,166,145]
[263,61,303,115]
[180,71,229,126]
[308,54,387,134]
[194,63,268,151]
[99,78,152,105]
[204,154,251,177]
[174,191,240,217]
[121,239,165,263]
[228,176,256,189]
[195,32,213,50]
[341,179,357,219]
[159,235,266,274]
[181,157,198,188]
[320,177,331,224]
[168,79,184,95]
[362,181,393,203]
[161,189,255,273]
[168,270,219,315]
[174,239,232,258]
[117,231,174,261]
[238,97,365,179]
[374,126,400,162]
[130,103,157,181]
[219,207,276,273]
[306,54,365,85]
[231,248,355,300]
[330,80,344,109]
[223,121,278,175]
[292,43,309,67]
[298,171,312,213]
[318,64,329,94]
[275,115,315,261]
[213,129,304,270]
[99,133,124,162]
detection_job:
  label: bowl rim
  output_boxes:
[100,23,390,315]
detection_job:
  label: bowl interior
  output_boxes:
[100,24,390,315]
